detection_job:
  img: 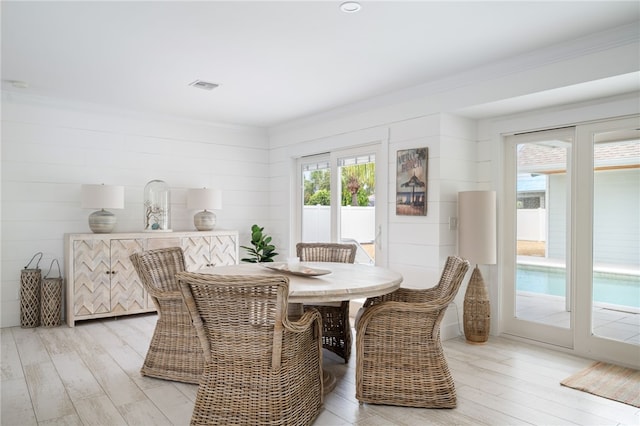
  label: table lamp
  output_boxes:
[81,184,125,233]
[187,188,222,231]
[458,190,496,343]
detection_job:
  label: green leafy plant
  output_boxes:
[308,188,331,205]
[240,224,279,263]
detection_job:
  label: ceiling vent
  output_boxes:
[189,80,219,90]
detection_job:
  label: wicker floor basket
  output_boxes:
[20,253,43,328]
[41,259,62,327]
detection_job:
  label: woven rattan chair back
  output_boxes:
[432,255,468,301]
[129,247,204,384]
[296,242,357,264]
[296,242,357,363]
[356,255,470,408]
[177,272,323,426]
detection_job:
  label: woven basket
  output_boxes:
[20,252,43,328]
[463,265,490,343]
[41,259,63,327]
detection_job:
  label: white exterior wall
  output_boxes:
[302,206,376,244]
[593,169,640,266]
[517,209,547,241]
[547,174,568,261]
[1,95,269,327]
[547,169,640,265]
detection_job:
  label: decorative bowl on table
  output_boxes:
[263,262,331,277]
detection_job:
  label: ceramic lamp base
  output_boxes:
[194,210,216,231]
[88,209,116,233]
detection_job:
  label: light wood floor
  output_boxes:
[2,313,638,426]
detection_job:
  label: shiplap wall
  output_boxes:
[268,113,476,340]
[1,94,269,327]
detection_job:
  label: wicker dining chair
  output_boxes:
[355,255,470,408]
[296,242,357,363]
[177,272,323,426]
[129,247,204,384]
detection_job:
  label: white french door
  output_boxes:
[503,116,640,367]
[297,144,387,266]
[574,117,639,366]
[503,127,575,348]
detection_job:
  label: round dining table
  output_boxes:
[200,261,403,302]
[198,261,403,393]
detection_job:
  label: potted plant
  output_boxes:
[241,224,279,263]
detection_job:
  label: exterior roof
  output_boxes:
[517,140,639,174]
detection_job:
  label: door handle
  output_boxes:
[375,225,382,250]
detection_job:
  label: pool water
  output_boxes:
[517,265,640,309]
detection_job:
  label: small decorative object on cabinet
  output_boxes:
[187,188,222,231]
[65,230,238,326]
[81,184,125,233]
[458,190,497,344]
[144,180,171,232]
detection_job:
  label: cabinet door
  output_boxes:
[210,235,238,266]
[110,239,147,313]
[182,236,213,270]
[73,239,111,316]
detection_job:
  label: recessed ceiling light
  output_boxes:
[189,80,219,91]
[340,1,361,13]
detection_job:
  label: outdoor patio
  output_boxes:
[516,291,640,345]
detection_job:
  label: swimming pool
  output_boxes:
[516,264,640,309]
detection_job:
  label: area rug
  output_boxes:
[560,361,640,407]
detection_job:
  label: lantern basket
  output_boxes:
[41,259,63,327]
[20,252,43,328]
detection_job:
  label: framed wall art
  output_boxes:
[396,147,428,216]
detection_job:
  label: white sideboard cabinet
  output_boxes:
[65,230,239,326]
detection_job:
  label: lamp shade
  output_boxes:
[81,184,124,209]
[187,188,222,211]
[458,190,496,265]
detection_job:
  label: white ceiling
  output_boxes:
[2,1,639,128]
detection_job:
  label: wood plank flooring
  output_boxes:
[2,313,638,425]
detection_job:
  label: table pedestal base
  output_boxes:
[323,370,337,395]
[289,303,336,395]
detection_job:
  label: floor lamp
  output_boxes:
[458,190,496,344]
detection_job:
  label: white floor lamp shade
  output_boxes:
[458,190,496,343]
[187,188,222,231]
[81,184,125,233]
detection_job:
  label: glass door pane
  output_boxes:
[301,155,331,242]
[337,153,376,264]
[515,136,572,328]
[504,128,574,348]
[591,129,640,344]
